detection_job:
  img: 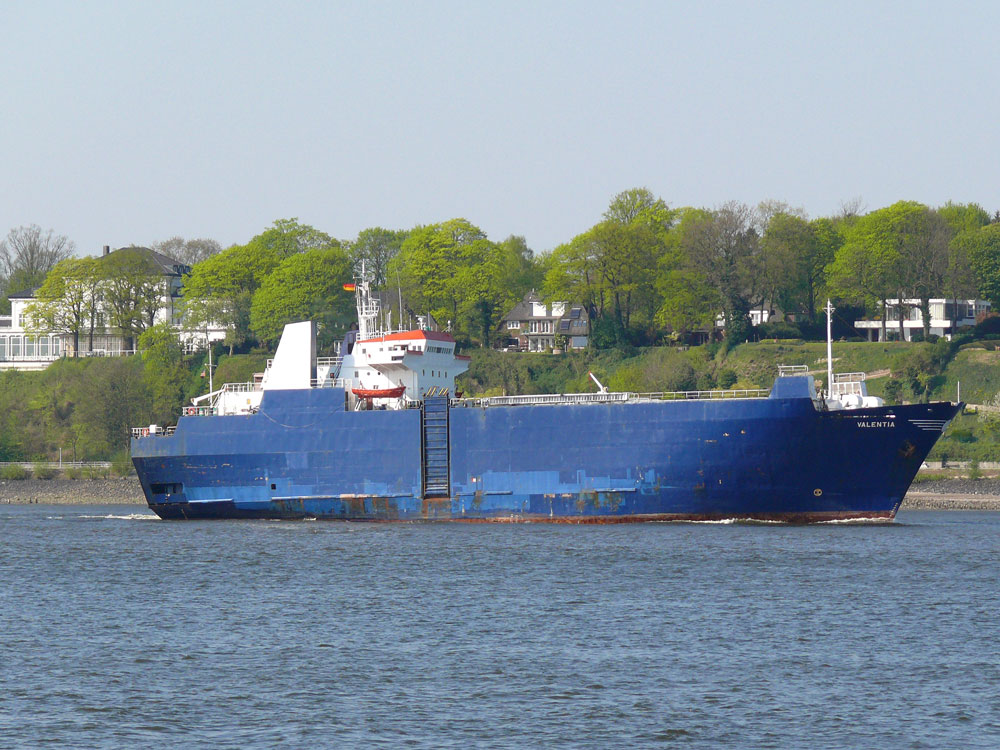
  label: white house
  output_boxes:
[0,289,65,370]
[500,291,590,352]
[853,298,991,341]
[0,246,226,371]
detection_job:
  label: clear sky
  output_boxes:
[2,1,998,257]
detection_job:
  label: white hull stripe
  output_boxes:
[909,419,949,432]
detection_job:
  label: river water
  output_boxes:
[1,507,998,749]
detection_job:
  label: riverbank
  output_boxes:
[0,478,145,505]
[2,477,1000,510]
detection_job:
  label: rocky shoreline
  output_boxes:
[0,478,145,505]
[2,477,1000,510]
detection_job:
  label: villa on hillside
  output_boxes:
[500,291,590,352]
[853,298,991,341]
[0,246,226,371]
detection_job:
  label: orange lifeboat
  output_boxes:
[351,385,406,399]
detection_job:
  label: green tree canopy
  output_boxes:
[680,202,762,347]
[349,227,408,288]
[100,247,163,351]
[390,218,493,338]
[138,323,187,424]
[183,220,340,351]
[249,247,355,348]
[26,257,99,356]
[959,224,1000,309]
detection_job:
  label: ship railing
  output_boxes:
[310,376,345,388]
[452,388,770,408]
[269,356,342,369]
[182,405,217,416]
[131,425,177,438]
[219,381,259,394]
[831,372,866,397]
[777,364,809,376]
[652,388,770,401]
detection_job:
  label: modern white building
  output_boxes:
[853,298,991,341]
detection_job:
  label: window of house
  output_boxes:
[40,337,49,356]
[52,338,60,356]
[11,337,21,356]
[0,338,6,359]
[25,337,35,357]
[507,320,519,329]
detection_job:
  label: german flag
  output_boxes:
[343,282,356,291]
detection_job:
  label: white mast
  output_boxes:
[825,299,834,397]
[355,261,381,341]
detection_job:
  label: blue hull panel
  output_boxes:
[132,381,959,523]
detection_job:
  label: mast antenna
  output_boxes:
[825,299,835,397]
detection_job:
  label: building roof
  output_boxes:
[105,246,190,277]
[6,285,41,300]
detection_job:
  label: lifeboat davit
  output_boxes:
[351,386,406,399]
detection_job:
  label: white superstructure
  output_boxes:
[187,270,469,416]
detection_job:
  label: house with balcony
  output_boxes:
[0,245,226,371]
[853,298,991,341]
[500,291,590,352]
[0,288,66,370]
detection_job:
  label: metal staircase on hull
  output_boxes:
[421,396,450,498]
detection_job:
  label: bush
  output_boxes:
[64,466,82,480]
[84,465,110,480]
[0,464,31,480]
[969,459,982,480]
[949,428,977,444]
[717,368,738,389]
[33,463,57,480]
[974,315,1000,337]
[757,321,802,340]
[111,451,135,478]
[883,379,903,405]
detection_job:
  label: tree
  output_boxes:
[183,220,341,352]
[349,228,408,288]
[0,225,75,313]
[152,237,222,266]
[681,203,762,347]
[960,224,1000,309]
[760,213,816,321]
[604,187,676,233]
[138,323,187,424]
[25,257,99,356]
[454,240,526,347]
[249,247,355,348]
[754,200,807,234]
[390,219,492,337]
[903,208,951,339]
[937,202,990,235]
[100,247,163,351]
[544,189,673,346]
[74,357,150,452]
[652,208,717,339]
[826,202,928,341]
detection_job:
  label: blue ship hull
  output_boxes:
[131,377,960,523]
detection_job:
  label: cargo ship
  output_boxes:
[131,281,960,522]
